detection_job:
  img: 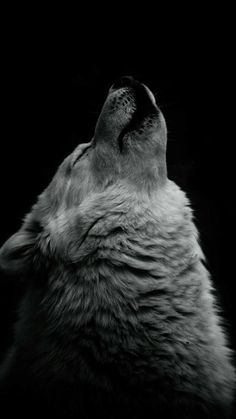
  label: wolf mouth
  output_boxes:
[116,81,159,152]
[117,107,158,152]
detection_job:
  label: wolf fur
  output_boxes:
[0,77,235,418]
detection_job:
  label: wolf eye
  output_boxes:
[72,145,91,167]
[72,153,83,166]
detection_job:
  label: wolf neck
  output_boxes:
[74,179,203,272]
[48,180,204,333]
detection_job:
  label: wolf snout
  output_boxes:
[111,76,157,108]
[94,76,159,147]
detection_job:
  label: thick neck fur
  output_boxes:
[45,179,206,335]
[19,179,235,405]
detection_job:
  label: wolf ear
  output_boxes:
[0,230,35,275]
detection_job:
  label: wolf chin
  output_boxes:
[0,76,235,418]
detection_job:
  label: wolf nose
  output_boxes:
[111,76,137,90]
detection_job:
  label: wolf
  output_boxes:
[0,76,235,418]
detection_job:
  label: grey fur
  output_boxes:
[0,80,235,418]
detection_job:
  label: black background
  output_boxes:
[0,27,235,387]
